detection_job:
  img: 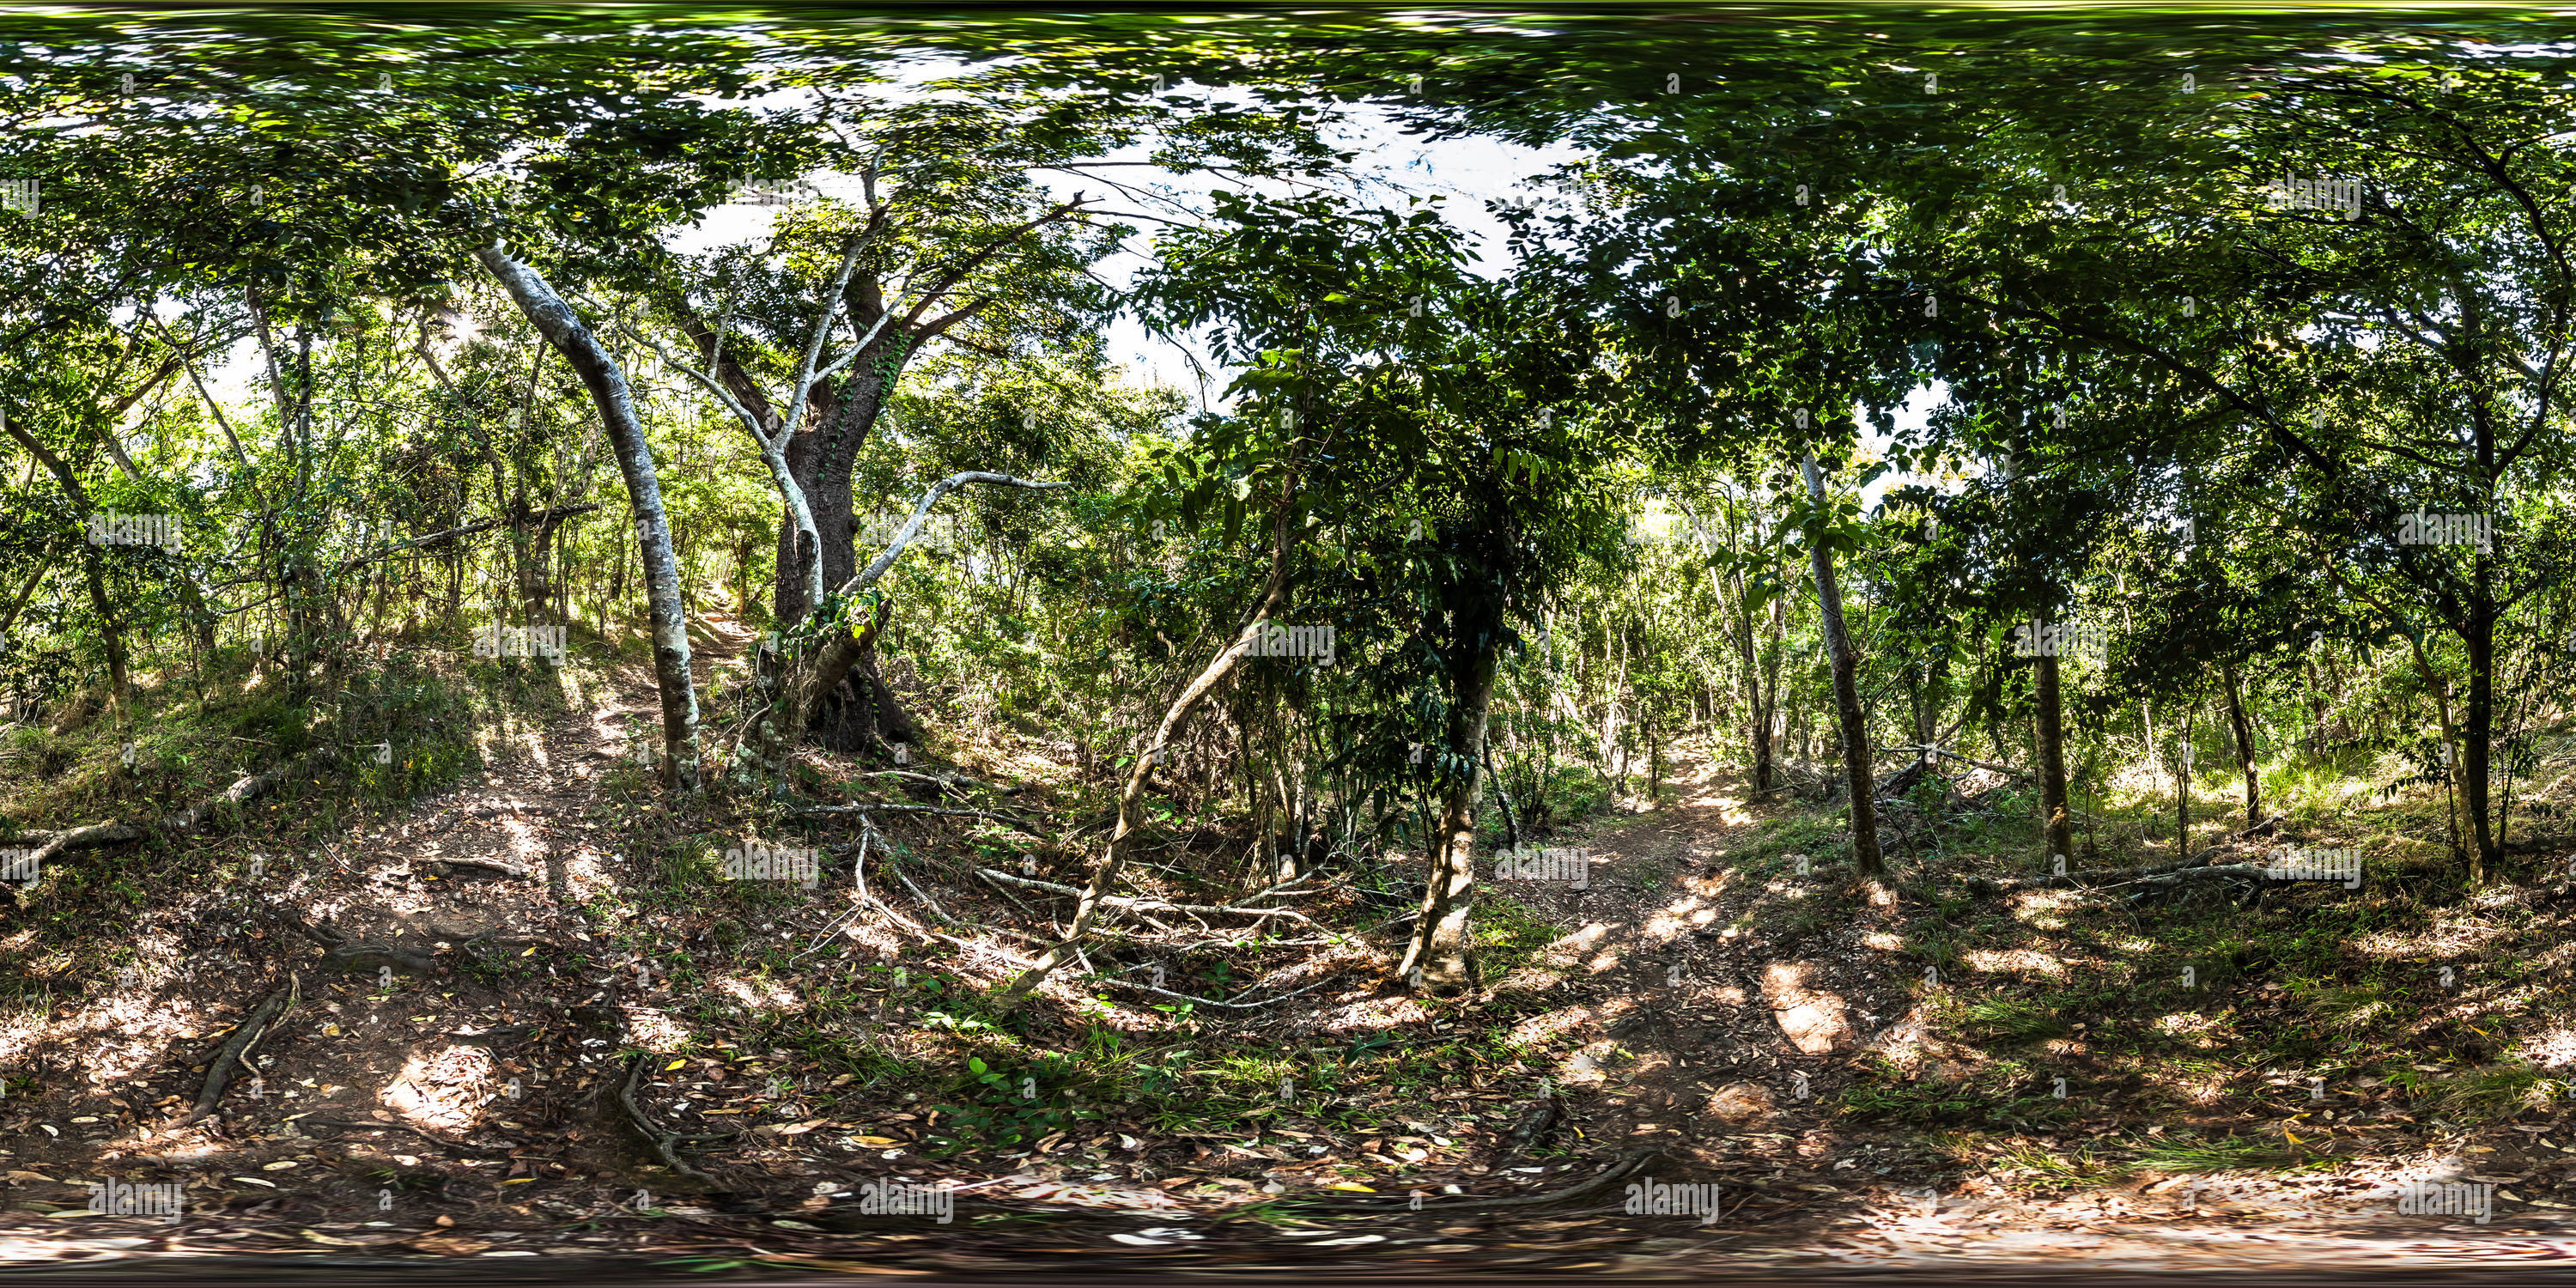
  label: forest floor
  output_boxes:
[4,632,2576,1279]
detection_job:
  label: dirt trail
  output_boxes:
[4,722,2573,1276]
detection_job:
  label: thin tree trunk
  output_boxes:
[1000,477,1296,1007]
[1801,453,1885,887]
[2036,647,2073,866]
[476,242,700,788]
[2177,702,2193,862]
[1400,641,1498,990]
[2221,659,2260,829]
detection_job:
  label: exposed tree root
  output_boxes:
[185,975,297,1126]
[619,1053,740,1183]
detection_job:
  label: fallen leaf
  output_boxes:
[302,1229,366,1246]
[770,1219,823,1231]
[230,1177,279,1188]
[263,1161,299,1171]
[1328,1182,1376,1193]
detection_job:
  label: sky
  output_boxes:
[174,74,1929,514]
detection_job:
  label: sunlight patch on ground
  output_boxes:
[1638,895,1715,940]
[2517,1024,2576,1069]
[2008,890,2077,930]
[1315,996,1428,1035]
[1509,1006,1594,1047]
[1963,948,2067,981]
[715,975,803,1013]
[383,1047,492,1133]
[628,1009,693,1050]
[1862,931,1906,951]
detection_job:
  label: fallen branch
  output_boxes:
[791,802,1042,835]
[421,857,530,880]
[185,977,296,1125]
[27,750,337,867]
[976,867,1315,925]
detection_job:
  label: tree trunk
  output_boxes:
[2221,659,2260,829]
[1801,454,1885,886]
[1,415,130,712]
[1400,641,1498,991]
[2035,648,2073,866]
[476,242,699,788]
[2465,587,2498,884]
[2176,702,2193,863]
[1727,532,1773,801]
[749,471,1065,770]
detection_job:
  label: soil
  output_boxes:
[4,644,2571,1278]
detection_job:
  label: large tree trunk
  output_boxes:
[1802,454,1885,887]
[750,471,1065,771]
[1400,642,1498,991]
[2221,659,2260,829]
[2035,647,2074,866]
[476,243,699,788]
[1000,479,1295,1008]
[773,330,911,625]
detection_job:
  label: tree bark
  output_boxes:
[1000,477,1295,1008]
[1801,453,1885,886]
[0,415,128,710]
[1400,641,1498,991]
[475,242,699,788]
[2176,702,2193,863]
[2465,586,2498,885]
[2221,659,2260,829]
[2035,647,2074,866]
[748,471,1066,769]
